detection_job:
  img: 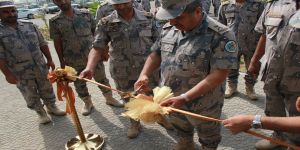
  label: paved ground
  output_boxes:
[1,43,285,150]
[0,6,287,150]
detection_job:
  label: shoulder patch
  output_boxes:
[289,10,300,29]
[224,41,237,53]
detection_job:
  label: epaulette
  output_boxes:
[162,22,172,29]
[221,0,230,5]
[207,16,229,34]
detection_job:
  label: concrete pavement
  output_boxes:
[0,6,286,150]
[0,41,285,150]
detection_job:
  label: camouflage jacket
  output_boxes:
[49,8,96,66]
[151,14,238,98]
[93,8,158,80]
[255,0,297,75]
[0,21,48,79]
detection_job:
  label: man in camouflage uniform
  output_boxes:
[95,0,144,24]
[264,10,300,147]
[80,0,160,139]
[135,0,238,149]
[49,0,124,116]
[248,0,298,149]
[0,1,65,124]
[218,0,264,100]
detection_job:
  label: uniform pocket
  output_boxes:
[135,29,153,55]
[73,17,92,36]
[264,17,282,39]
[161,39,175,53]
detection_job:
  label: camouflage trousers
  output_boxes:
[72,62,111,98]
[227,51,256,87]
[212,0,220,17]
[169,96,224,148]
[16,68,56,110]
[201,0,211,14]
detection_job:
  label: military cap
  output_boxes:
[156,0,195,20]
[109,0,131,4]
[0,1,15,9]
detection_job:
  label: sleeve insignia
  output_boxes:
[224,41,237,53]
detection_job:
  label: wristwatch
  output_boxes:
[252,115,262,129]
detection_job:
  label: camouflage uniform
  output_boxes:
[218,0,264,90]
[201,0,211,14]
[212,0,221,17]
[133,0,144,11]
[95,1,114,23]
[151,14,238,148]
[0,21,56,110]
[255,0,297,118]
[154,0,161,8]
[141,0,151,12]
[93,8,158,93]
[49,9,111,98]
[265,11,300,146]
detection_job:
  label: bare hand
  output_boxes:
[222,115,254,134]
[134,75,150,94]
[60,60,67,69]
[46,60,55,71]
[5,73,18,84]
[248,61,261,79]
[79,68,94,80]
[296,97,300,112]
[160,96,186,109]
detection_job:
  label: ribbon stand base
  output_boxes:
[65,133,104,150]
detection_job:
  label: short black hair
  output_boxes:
[184,0,202,14]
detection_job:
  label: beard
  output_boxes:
[2,16,18,24]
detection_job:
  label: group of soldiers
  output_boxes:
[0,0,300,149]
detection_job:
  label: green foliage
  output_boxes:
[88,1,100,16]
[39,26,51,41]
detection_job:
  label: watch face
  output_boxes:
[252,123,262,129]
[252,115,262,129]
